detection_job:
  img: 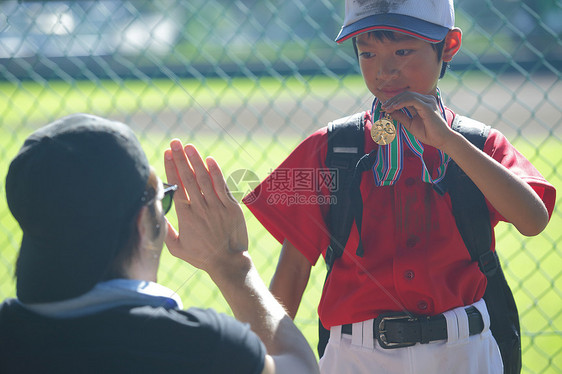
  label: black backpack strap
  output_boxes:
[318,112,368,358]
[324,112,367,273]
[433,114,490,195]
[446,115,521,374]
[452,114,489,149]
[444,115,493,264]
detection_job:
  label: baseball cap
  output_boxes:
[5,114,150,303]
[335,0,455,43]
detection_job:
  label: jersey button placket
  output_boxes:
[417,300,428,311]
[406,235,418,248]
[404,270,415,280]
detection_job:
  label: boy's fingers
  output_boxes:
[389,111,409,126]
[407,106,418,117]
[383,92,436,114]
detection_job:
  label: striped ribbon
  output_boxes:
[372,92,450,187]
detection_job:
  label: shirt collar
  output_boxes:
[17,279,183,318]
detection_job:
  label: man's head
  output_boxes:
[335,0,461,100]
[6,114,152,303]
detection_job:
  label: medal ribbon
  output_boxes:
[372,91,450,187]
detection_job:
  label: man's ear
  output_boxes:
[442,28,462,62]
[136,206,148,240]
[137,205,162,241]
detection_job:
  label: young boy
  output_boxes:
[243,1,556,373]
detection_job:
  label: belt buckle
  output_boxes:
[375,313,417,349]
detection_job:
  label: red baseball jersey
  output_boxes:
[244,109,556,328]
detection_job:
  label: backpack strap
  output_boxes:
[445,116,521,373]
[324,112,368,273]
[443,115,495,273]
[319,112,367,358]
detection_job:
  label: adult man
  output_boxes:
[0,113,318,374]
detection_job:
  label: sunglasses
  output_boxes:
[141,183,178,215]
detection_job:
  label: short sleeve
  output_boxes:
[243,128,332,265]
[188,308,266,374]
[483,129,556,224]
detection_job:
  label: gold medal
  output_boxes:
[371,113,396,145]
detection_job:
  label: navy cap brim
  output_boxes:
[335,13,449,43]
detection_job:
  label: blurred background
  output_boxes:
[0,1,560,372]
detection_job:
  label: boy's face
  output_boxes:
[356,32,443,102]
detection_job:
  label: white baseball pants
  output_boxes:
[319,299,503,374]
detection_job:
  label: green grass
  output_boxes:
[0,75,364,129]
[1,76,560,373]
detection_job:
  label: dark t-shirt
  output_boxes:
[0,298,265,373]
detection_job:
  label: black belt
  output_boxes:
[341,306,484,349]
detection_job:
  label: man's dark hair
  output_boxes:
[102,171,160,280]
[102,217,141,280]
[352,31,448,79]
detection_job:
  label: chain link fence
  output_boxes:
[0,0,560,372]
